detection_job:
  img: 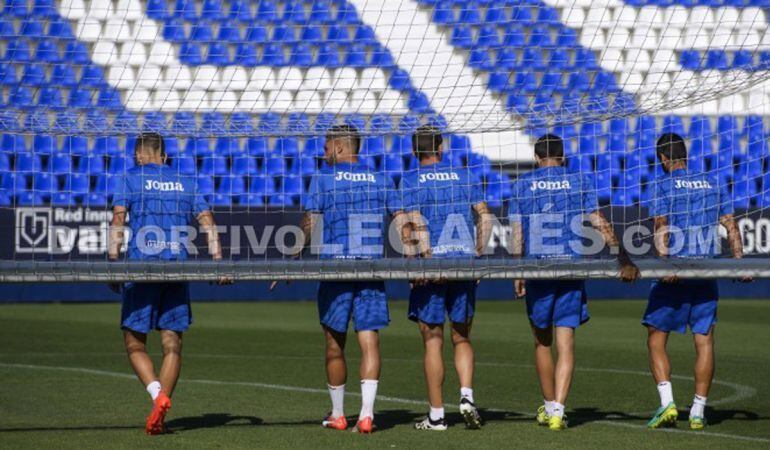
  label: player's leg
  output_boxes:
[123,329,159,388]
[409,282,449,430]
[690,327,714,429]
[643,280,685,428]
[553,326,574,409]
[158,330,183,396]
[352,282,389,433]
[317,282,354,430]
[452,319,482,429]
[532,325,556,425]
[688,280,719,429]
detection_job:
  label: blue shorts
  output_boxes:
[525,280,589,329]
[317,281,389,333]
[408,281,476,325]
[643,279,718,335]
[121,282,192,334]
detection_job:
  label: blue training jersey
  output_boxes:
[650,168,733,258]
[509,166,598,258]
[304,161,399,259]
[112,163,209,260]
[399,160,484,258]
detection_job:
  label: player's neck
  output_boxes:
[538,159,563,168]
[669,161,687,172]
[333,156,358,165]
[419,156,441,166]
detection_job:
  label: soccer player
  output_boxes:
[295,125,403,433]
[108,133,230,435]
[644,133,748,430]
[509,134,639,430]
[398,125,493,431]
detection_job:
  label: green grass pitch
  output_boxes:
[0,300,769,449]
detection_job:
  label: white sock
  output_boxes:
[359,379,378,419]
[690,394,707,418]
[146,381,161,401]
[328,384,345,418]
[460,387,474,403]
[552,402,565,418]
[429,406,445,422]
[544,399,555,416]
[657,381,674,407]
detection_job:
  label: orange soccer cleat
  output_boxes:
[355,416,373,434]
[145,392,171,435]
[321,413,348,431]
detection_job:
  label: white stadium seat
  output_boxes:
[103,18,131,42]
[658,26,682,50]
[662,6,689,30]
[209,90,238,113]
[740,8,767,30]
[237,90,268,112]
[350,90,378,114]
[618,72,644,94]
[136,65,165,89]
[302,68,333,91]
[193,65,221,90]
[221,67,248,91]
[269,90,294,111]
[119,41,148,66]
[324,91,350,113]
[359,68,387,91]
[735,29,761,49]
[561,6,586,29]
[624,48,651,73]
[636,6,662,30]
[276,67,303,91]
[683,27,711,50]
[688,7,715,30]
[649,49,677,72]
[631,27,657,50]
[585,7,611,29]
[91,40,118,65]
[124,88,150,111]
[60,0,87,20]
[148,41,175,66]
[598,48,623,72]
[152,89,181,112]
[248,68,276,91]
[132,17,160,43]
[642,72,671,94]
[75,18,103,42]
[115,0,143,21]
[714,7,740,30]
[334,68,358,90]
[612,5,637,29]
[107,65,136,90]
[86,0,114,20]
[294,90,323,113]
[719,94,745,115]
[606,27,630,49]
[180,90,210,111]
[711,27,736,50]
[580,28,605,48]
[165,65,193,90]
[669,71,698,97]
[377,90,404,112]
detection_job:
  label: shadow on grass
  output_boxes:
[567,407,765,428]
[166,413,263,431]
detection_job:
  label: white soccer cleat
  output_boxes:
[459,398,483,429]
[414,416,448,431]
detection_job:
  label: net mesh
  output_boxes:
[1,0,770,281]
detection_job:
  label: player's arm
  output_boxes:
[509,217,526,298]
[652,215,680,284]
[589,210,640,282]
[196,210,232,285]
[108,205,127,261]
[472,201,494,257]
[720,213,752,282]
[407,210,431,258]
[297,210,320,256]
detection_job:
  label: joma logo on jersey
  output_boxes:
[419,172,460,183]
[334,171,376,182]
[674,179,712,190]
[144,180,185,192]
[530,180,571,191]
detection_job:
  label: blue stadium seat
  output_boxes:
[744,115,764,139]
[257,0,279,22]
[476,25,500,47]
[0,18,14,39]
[265,157,287,175]
[361,136,385,158]
[173,0,198,20]
[249,175,275,194]
[33,134,56,155]
[556,27,578,48]
[450,26,474,48]
[238,193,265,206]
[521,47,546,70]
[260,43,286,66]
[146,0,171,19]
[217,176,246,196]
[68,87,93,108]
[2,172,27,192]
[468,47,494,70]
[246,137,269,156]
[97,88,123,110]
[63,41,90,64]
[272,24,296,42]
[197,176,215,195]
[20,64,46,86]
[539,71,562,92]
[485,4,507,23]
[82,193,107,207]
[503,25,526,47]
[16,153,42,172]
[234,43,258,66]
[280,176,303,197]
[77,154,105,175]
[108,156,135,174]
[163,18,187,41]
[310,0,334,23]
[303,137,324,157]
[0,192,11,206]
[287,113,310,133]
[227,0,251,21]
[493,47,517,70]
[38,87,64,110]
[93,136,121,156]
[343,44,369,67]
[201,0,224,20]
[295,157,317,177]
[566,71,590,92]
[185,137,211,157]
[245,23,268,42]
[274,137,300,156]
[705,50,729,70]
[573,48,598,69]
[232,156,258,176]
[230,112,254,134]
[718,116,741,139]
[216,20,241,42]
[283,0,306,22]
[190,21,214,42]
[290,43,314,66]
[17,191,46,206]
[9,87,33,109]
[300,24,323,44]
[355,25,378,45]
[63,173,90,195]
[61,135,88,155]
[170,155,196,175]
[179,42,203,65]
[662,116,685,135]
[35,40,61,62]
[316,43,341,67]
[47,18,73,39]
[528,25,553,47]
[93,174,120,195]
[432,1,455,24]
[0,62,17,85]
[48,154,72,174]
[733,50,754,69]
[3,0,28,17]
[267,193,293,206]
[679,50,701,70]
[336,2,359,24]
[19,19,44,37]
[548,48,569,69]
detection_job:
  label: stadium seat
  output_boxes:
[108,156,134,174]
[217,176,246,196]
[30,173,55,199]
[63,173,90,195]
[17,191,45,206]
[265,158,287,175]
[16,153,42,172]
[249,175,275,194]
[61,136,88,155]
[92,136,121,156]
[77,154,105,175]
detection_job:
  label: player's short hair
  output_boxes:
[534,134,564,159]
[656,133,687,161]
[412,125,443,160]
[135,132,166,158]
[326,125,361,155]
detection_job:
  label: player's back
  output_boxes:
[305,161,391,259]
[115,163,205,260]
[400,161,482,257]
[652,168,731,257]
[512,166,597,258]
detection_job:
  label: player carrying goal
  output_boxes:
[109,133,231,435]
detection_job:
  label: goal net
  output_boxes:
[1,0,770,281]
